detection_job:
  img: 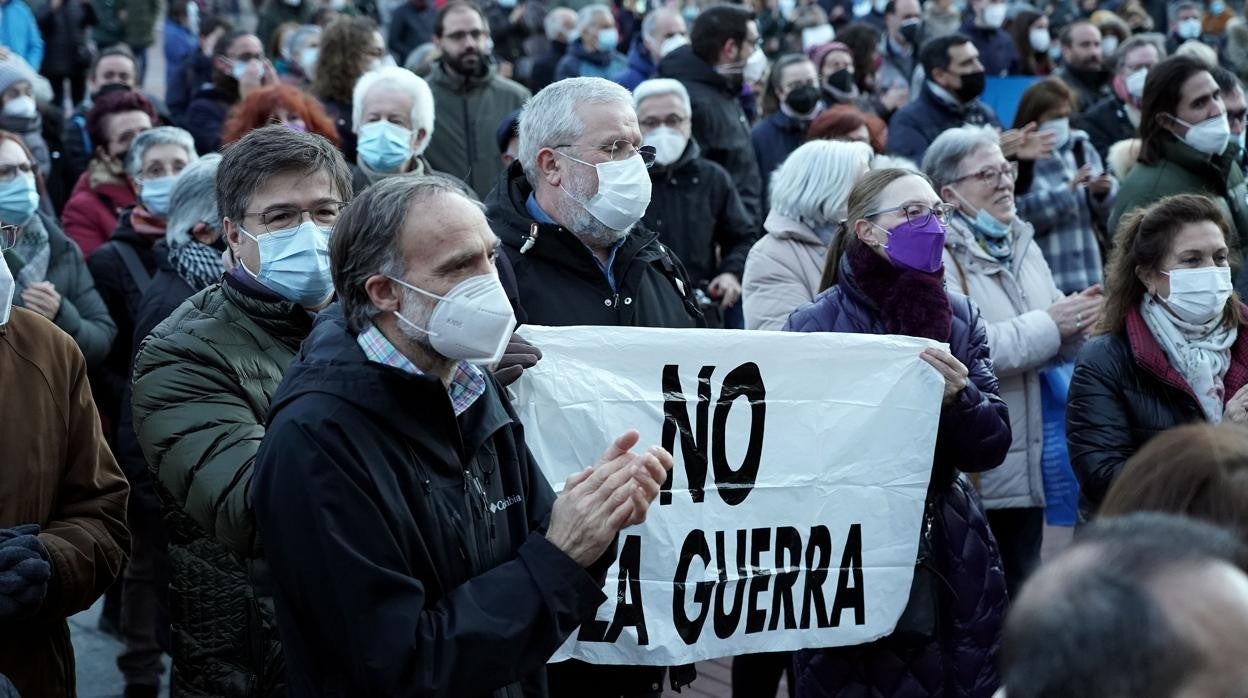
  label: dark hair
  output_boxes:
[1058,19,1096,48]
[820,168,933,290]
[434,0,488,37]
[85,90,158,151]
[762,53,813,116]
[837,23,881,93]
[331,175,470,332]
[1100,194,1244,334]
[1111,34,1164,74]
[1012,77,1077,129]
[169,0,191,24]
[90,45,137,82]
[1101,424,1248,540]
[311,16,378,103]
[216,125,352,229]
[919,33,971,77]
[690,5,756,65]
[201,13,234,39]
[1001,513,1248,698]
[268,21,299,60]
[1213,65,1243,95]
[1139,54,1210,165]
[1009,10,1052,76]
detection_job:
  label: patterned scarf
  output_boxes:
[11,213,49,288]
[167,241,224,291]
[1140,295,1238,422]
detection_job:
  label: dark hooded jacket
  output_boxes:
[785,245,1011,698]
[612,36,655,90]
[658,44,763,226]
[484,161,703,329]
[642,138,756,285]
[252,307,609,698]
[750,108,809,202]
[887,81,1001,165]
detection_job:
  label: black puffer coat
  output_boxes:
[1066,304,1248,514]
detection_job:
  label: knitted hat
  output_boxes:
[807,42,851,72]
[0,60,31,98]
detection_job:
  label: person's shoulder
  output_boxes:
[491,74,531,100]
[784,286,845,332]
[1076,330,1132,373]
[2,307,84,371]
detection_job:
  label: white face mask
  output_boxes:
[0,251,13,326]
[1040,117,1070,148]
[368,54,397,72]
[390,272,517,364]
[743,47,768,84]
[1101,35,1119,57]
[1028,28,1051,53]
[558,152,653,231]
[801,24,835,51]
[1125,67,1148,101]
[1173,112,1231,155]
[644,126,688,166]
[2,95,36,119]
[982,2,1007,28]
[1162,266,1233,325]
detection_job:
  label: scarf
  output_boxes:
[848,241,953,341]
[1140,295,1238,422]
[167,241,224,291]
[357,154,424,187]
[11,213,48,288]
[130,205,167,239]
[959,210,1014,265]
[87,156,131,191]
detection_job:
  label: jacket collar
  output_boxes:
[1124,303,1248,401]
[649,137,701,176]
[763,210,827,245]
[1157,136,1236,182]
[944,212,1036,275]
[658,44,736,96]
[429,59,498,93]
[220,272,315,352]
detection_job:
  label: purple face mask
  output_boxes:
[283,120,308,132]
[878,215,947,273]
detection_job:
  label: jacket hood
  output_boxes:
[269,304,512,458]
[658,44,734,95]
[763,210,827,245]
[427,57,500,93]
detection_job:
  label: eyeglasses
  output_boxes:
[553,140,658,167]
[1229,108,1248,125]
[0,162,33,182]
[639,115,687,129]
[865,202,957,227]
[950,161,1019,186]
[0,224,18,251]
[244,202,349,233]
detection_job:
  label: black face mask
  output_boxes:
[1068,65,1110,87]
[954,70,986,102]
[210,235,228,252]
[826,68,856,94]
[899,20,923,47]
[785,85,821,115]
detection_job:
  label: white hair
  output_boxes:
[518,77,634,187]
[633,78,691,117]
[166,154,222,248]
[574,4,613,40]
[126,126,198,178]
[545,7,577,41]
[921,124,1000,192]
[642,7,680,41]
[351,66,436,148]
[769,140,873,226]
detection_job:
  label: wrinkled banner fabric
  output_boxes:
[511,326,945,665]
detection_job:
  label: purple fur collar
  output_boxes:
[848,242,953,342]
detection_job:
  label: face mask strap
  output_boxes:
[388,275,445,338]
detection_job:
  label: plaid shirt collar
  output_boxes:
[356,323,487,416]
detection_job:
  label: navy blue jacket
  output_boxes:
[613,37,655,91]
[554,38,628,82]
[184,84,232,155]
[253,307,610,698]
[886,81,1000,165]
[960,17,1019,77]
[750,109,808,204]
[785,248,1010,697]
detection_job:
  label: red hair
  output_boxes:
[220,85,342,148]
[805,104,886,154]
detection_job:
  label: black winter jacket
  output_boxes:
[484,162,704,329]
[658,45,763,226]
[253,307,609,698]
[1075,94,1136,162]
[1067,305,1248,515]
[643,139,756,285]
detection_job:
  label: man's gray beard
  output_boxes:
[394,285,443,359]
[555,169,632,249]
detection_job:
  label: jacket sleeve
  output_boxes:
[742,242,816,331]
[130,333,262,560]
[184,99,222,155]
[20,5,43,70]
[52,249,117,369]
[1014,185,1080,240]
[1065,338,1135,511]
[884,111,927,164]
[37,337,129,621]
[712,170,757,280]
[253,416,608,698]
[933,299,1012,477]
[86,246,128,405]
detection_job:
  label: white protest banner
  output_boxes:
[511,326,945,666]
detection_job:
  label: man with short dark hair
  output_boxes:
[1001,513,1248,698]
[1055,21,1112,111]
[1215,67,1247,169]
[252,174,672,697]
[425,0,531,197]
[878,0,922,96]
[183,29,278,155]
[658,4,764,225]
[1076,36,1164,159]
[887,33,1000,163]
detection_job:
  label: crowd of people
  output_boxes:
[3,0,1248,695]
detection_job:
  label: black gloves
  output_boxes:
[493,334,543,386]
[0,524,51,620]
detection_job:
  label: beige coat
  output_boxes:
[743,211,830,330]
[943,215,1080,510]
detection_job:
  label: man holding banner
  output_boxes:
[250,175,675,698]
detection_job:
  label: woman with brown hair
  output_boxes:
[787,167,1011,696]
[1067,194,1248,517]
[1100,423,1248,539]
[310,15,389,163]
[220,84,341,146]
[1009,10,1054,76]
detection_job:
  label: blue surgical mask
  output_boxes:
[357,121,414,173]
[0,174,39,226]
[230,58,253,80]
[238,220,335,306]
[597,27,619,53]
[139,175,177,218]
[970,208,1011,239]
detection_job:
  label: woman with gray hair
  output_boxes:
[742,139,873,330]
[923,124,1103,594]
